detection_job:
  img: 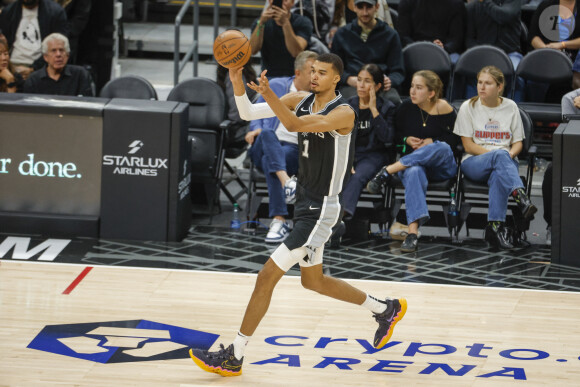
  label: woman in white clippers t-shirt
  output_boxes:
[454,65,537,250]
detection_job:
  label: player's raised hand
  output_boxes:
[228,66,244,83]
[247,70,271,95]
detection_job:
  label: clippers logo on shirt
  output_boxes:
[474,120,511,144]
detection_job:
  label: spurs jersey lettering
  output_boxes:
[295,92,356,197]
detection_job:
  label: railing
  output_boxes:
[174,0,199,85]
[173,0,239,86]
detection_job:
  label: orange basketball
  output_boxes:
[213,29,252,69]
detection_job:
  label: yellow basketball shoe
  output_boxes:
[373,298,407,349]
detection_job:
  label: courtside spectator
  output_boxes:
[250,0,312,78]
[529,0,580,61]
[561,87,580,115]
[23,32,93,96]
[0,0,68,79]
[342,63,395,222]
[326,0,393,48]
[453,65,537,250]
[466,0,524,100]
[398,0,465,63]
[0,33,23,92]
[53,0,91,63]
[330,0,404,103]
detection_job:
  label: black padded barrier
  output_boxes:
[0,95,191,241]
[552,120,580,267]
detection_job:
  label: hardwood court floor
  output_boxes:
[1,260,579,386]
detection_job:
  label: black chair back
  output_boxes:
[401,41,452,97]
[99,75,158,100]
[167,78,226,176]
[519,107,534,158]
[515,49,573,103]
[167,77,226,130]
[450,45,515,101]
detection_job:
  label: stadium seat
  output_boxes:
[449,45,515,101]
[401,41,452,98]
[99,75,158,100]
[167,77,227,223]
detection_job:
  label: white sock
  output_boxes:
[362,294,387,314]
[232,331,250,360]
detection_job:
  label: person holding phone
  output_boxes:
[249,0,313,78]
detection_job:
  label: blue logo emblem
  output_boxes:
[28,320,219,363]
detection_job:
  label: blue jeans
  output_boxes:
[398,142,457,225]
[247,130,299,218]
[460,149,523,222]
[508,52,524,103]
[342,150,391,216]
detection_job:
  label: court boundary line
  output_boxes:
[3,259,580,296]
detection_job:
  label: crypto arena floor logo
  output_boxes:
[28,320,218,363]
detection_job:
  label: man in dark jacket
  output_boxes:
[0,0,68,78]
[398,0,465,63]
[330,0,404,103]
[55,0,91,64]
[465,0,523,100]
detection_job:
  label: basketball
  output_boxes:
[213,29,251,69]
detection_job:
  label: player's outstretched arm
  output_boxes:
[229,67,276,121]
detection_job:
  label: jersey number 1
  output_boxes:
[302,139,310,158]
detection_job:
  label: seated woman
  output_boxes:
[367,70,459,252]
[0,35,21,93]
[342,63,395,222]
[453,65,537,249]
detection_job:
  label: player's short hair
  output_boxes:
[316,53,344,77]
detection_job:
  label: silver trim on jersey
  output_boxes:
[328,129,352,196]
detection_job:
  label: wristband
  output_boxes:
[7,82,16,88]
[256,20,265,37]
[402,137,408,154]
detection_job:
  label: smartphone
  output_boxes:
[272,0,283,8]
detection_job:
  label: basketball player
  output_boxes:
[189,53,407,377]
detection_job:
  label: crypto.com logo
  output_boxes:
[128,140,144,154]
[28,320,218,363]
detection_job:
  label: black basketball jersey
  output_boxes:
[294,91,357,197]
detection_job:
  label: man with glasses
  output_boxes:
[330,0,404,103]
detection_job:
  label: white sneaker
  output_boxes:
[265,219,291,243]
[546,226,551,246]
[284,176,297,204]
[389,222,421,241]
